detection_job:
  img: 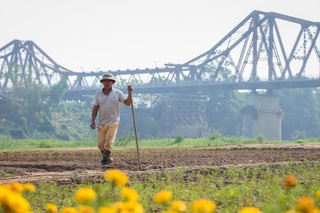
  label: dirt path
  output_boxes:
[0,143,319,184]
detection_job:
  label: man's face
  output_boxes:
[102,79,114,89]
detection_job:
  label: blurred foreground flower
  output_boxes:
[284,174,297,189]
[98,206,117,213]
[190,199,216,213]
[170,200,187,212]
[163,210,177,213]
[74,187,97,204]
[78,205,95,213]
[104,169,129,187]
[316,189,320,199]
[295,195,315,213]
[123,201,144,213]
[111,201,144,213]
[5,182,24,193]
[0,184,31,213]
[46,203,58,213]
[121,187,140,201]
[23,183,36,192]
[153,190,173,204]
[61,207,78,213]
[239,206,263,213]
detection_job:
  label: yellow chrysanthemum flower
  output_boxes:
[153,190,173,204]
[239,206,263,213]
[190,199,216,213]
[112,201,126,212]
[6,182,24,194]
[74,188,97,204]
[123,201,144,213]
[296,195,315,213]
[282,210,299,213]
[121,187,140,201]
[283,174,297,189]
[0,186,31,213]
[111,201,144,213]
[163,210,177,213]
[98,206,117,213]
[46,203,58,213]
[311,208,320,213]
[170,200,187,212]
[316,189,320,199]
[23,183,36,192]
[61,207,78,213]
[78,205,95,213]
[104,169,129,187]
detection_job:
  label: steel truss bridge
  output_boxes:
[1,10,320,100]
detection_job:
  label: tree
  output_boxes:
[206,90,245,136]
[277,88,320,140]
[0,64,69,139]
[0,95,27,138]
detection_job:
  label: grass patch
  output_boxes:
[22,161,320,213]
[0,139,97,151]
[1,136,319,151]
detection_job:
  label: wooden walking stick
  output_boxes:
[129,89,142,170]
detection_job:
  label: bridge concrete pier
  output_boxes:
[241,92,283,141]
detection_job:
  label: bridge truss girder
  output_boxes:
[0,40,72,90]
[179,10,320,83]
[0,11,320,99]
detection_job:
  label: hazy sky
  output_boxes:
[1,0,319,72]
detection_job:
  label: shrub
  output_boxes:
[209,131,221,140]
[256,135,264,142]
[174,134,184,144]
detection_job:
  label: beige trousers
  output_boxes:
[97,121,119,151]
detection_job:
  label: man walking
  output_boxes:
[90,73,132,168]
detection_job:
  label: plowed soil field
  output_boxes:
[1,143,320,184]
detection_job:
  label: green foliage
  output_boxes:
[1,136,315,150]
[0,65,77,140]
[206,90,245,137]
[0,139,96,150]
[174,134,184,144]
[0,135,11,142]
[37,141,52,148]
[256,135,265,142]
[277,88,320,140]
[209,131,221,140]
[2,65,320,141]
[0,76,61,139]
[296,138,320,143]
[48,79,69,106]
[0,86,95,140]
[22,161,320,213]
